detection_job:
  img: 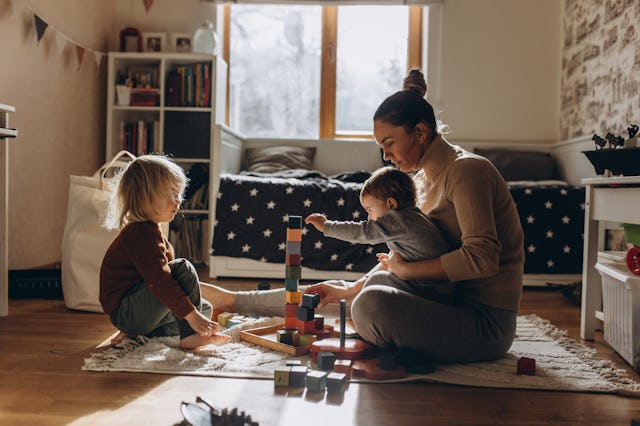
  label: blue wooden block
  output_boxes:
[305,370,327,392]
[317,351,336,370]
[290,365,308,387]
[285,279,299,291]
[296,305,314,321]
[326,372,347,394]
[288,215,302,229]
[301,293,320,308]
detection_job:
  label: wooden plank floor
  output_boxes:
[1,280,640,425]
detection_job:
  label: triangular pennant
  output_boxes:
[34,14,48,44]
[76,45,85,68]
[143,0,154,13]
[93,51,104,70]
[54,31,67,54]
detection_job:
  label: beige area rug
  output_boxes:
[82,314,640,397]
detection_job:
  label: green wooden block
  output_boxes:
[305,370,327,392]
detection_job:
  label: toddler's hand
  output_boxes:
[185,310,220,337]
[305,213,327,232]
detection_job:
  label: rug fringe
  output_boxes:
[522,314,640,396]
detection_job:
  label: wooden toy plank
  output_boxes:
[240,324,335,356]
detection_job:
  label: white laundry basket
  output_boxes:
[596,261,640,370]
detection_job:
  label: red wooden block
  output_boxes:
[333,359,352,378]
[517,356,536,375]
[284,316,298,329]
[286,253,301,266]
[285,303,298,317]
[298,319,316,334]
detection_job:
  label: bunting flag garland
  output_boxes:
[76,45,85,68]
[33,13,48,43]
[143,0,154,13]
[5,0,107,73]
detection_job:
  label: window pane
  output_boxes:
[229,5,322,138]
[336,6,408,134]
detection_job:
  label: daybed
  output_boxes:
[209,125,584,286]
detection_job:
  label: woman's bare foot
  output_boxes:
[200,282,236,312]
[179,333,231,350]
[110,331,128,347]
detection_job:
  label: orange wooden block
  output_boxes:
[352,358,407,380]
[286,228,302,242]
[286,291,302,304]
[284,316,298,329]
[333,359,353,378]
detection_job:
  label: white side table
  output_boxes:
[0,104,17,317]
[580,176,640,340]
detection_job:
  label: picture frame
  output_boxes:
[142,32,166,53]
[119,27,142,52]
[171,33,192,53]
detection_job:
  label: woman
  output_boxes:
[204,69,524,363]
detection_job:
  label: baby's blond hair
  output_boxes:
[104,155,187,230]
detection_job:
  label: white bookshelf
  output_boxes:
[0,103,17,316]
[106,53,227,264]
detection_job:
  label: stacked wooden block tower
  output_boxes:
[277,215,330,347]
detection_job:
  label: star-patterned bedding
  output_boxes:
[509,183,585,274]
[211,172,586,275]
[211,171,385,273]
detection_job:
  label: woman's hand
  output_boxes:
[305,213,327,232]
[304,280,353,308]
[377,251,408,280]
[185,310,221,337]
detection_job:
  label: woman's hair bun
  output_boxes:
[402,68,427,97]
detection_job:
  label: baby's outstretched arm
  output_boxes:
[305,213,327,232]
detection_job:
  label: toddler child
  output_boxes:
[305,166,453,301]
[99,154,229,349]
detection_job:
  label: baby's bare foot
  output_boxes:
[179,333,231,350]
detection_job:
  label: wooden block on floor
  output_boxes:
[274,366,291,387]
[290,365,308,387]
[299,333,317,346]
[305,370,327,392]
[216,312,234,328]
[317,351,336,370]
[333,359,352,378]
[277,329,294,345]
[517,357,536,375]
[297,319,316,334]
[286,359,302,367]
[313,314,324,330]
[326,372,347,394]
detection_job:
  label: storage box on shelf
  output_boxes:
[595,258,640,370]
[106,52,227,265]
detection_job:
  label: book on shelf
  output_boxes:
[165,62,211,107]
[169,215,209,265]
[118,120,158,155]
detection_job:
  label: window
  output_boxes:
[224,5,424,139]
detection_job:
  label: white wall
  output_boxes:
[434,0,562,144]
[113,0,218,50]
[0,0,114,269]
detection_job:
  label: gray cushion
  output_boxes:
[474,148,559,181]
[245,146,316,173]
